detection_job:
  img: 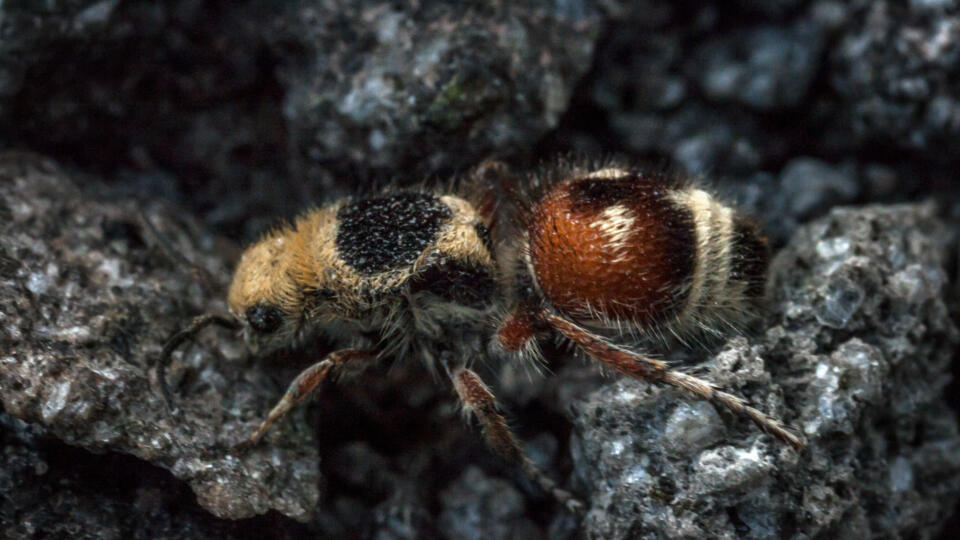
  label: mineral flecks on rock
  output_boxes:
[275,0,602,181]
[572,202,960,539]
[0,153,320,521]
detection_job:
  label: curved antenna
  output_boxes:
[157,314,240,411]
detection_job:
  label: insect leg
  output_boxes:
[451,367,585,513]
[494,302,550,355]
[540,311,804,450]
[245,349,375,445]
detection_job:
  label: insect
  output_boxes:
[158,160,803,514]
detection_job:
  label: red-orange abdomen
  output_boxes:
[527,172,696,326]
[526,168,769,334]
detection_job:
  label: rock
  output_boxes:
[573,1,958,208]
[0,1,121,105]
[572,202,960,539]
[0,409,310,538]
[758,157,862,244]
[437,466,541,540]
[830,0,960,149]
[0,153,319,521]
[777,158,860,220]
[2,0,960,536]
[0,0,293,240]
[274,0,602,182]
[696,23,824,110]
[583,5,831,177]
[2,1,601,240]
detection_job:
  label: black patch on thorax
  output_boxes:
[336,193,452,275]
[409,257,496,309]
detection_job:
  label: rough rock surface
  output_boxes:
[437,466,540,540]
[0,1,121,112]
[2,0,960,538]
[1,0,296,240]
[0,410,312,538]
[593,0,960,162]
[4,150,957,538]
[829,0,960,150]
[0,153,319,521]
[561,0,959,244]
[1,0,600,240]
[275,0,602,182]
[573,202,960,539]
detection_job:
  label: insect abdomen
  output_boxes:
[527,171,695,326]
[527,169,767,336]
[669,187,769,330]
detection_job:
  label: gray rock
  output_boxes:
[437,466,541,540]
[575,0,958,208]
[2,0,960,536]
[757,157,862,244]
[584,6,829,177]
[572,202,960,539]
[0,0,295,240]
[778,157,860,219]
[2,1,601,241]
[0,1,120,103]
[0,153,319,521]
[0,409,309,538]
[696,24,824,110]
[830,0,960,148]
[275,0,601,181]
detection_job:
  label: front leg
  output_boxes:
[246,349,375,445]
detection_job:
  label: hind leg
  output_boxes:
[540,311,804,450]
[492,303,803,450]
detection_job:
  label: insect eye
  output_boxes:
[245,304,283,334]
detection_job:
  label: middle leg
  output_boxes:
[451,367,584,513]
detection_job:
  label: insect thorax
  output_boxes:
[316,192,498,355]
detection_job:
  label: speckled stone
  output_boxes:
[275,0,602,182]
[1,0,960,536]
[0,153,319,521]
[571,202,960,539]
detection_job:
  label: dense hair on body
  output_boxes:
[157,158,800,518]
[498,159,768,350]
[225,187,499,361]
